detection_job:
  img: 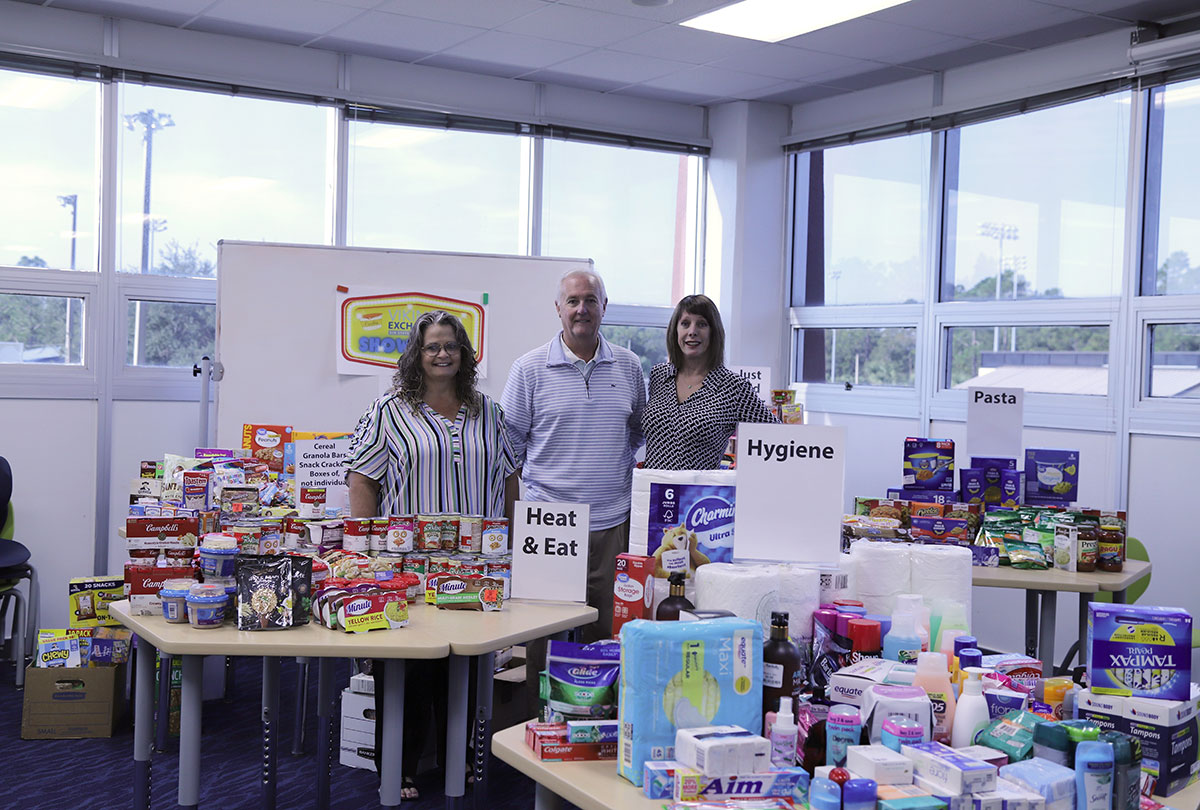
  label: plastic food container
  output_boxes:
[186,583,228,629]
[159,578,195,624]
[198,544,238,578]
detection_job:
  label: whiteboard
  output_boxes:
[214,241,589,446]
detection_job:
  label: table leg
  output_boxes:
[1024,591,1039,659]
[445,655,470,810]
[1037,590,1057,675]
[262,657,280,810]
[1078,596,1090,668]
[315,658,334,810]
[472,652,495,810]
[156,651,172,753]
[1113,588,1128,604]
[179,654,203,809]
[535,783,564,810]
[292,657,310,756]
[134,636,155,810]
[380,659,406,809]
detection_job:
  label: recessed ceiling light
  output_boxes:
[632,0,673,6]
[681,0,913,43]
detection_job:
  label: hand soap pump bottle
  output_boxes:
[770,696,799,768]
[951,666,991,747]
[655,572,694,621]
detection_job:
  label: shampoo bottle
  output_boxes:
[1076,740,1115,810]
[951,667,991,747]
[912,651,956,743]
[883,611,922,663]
[770,696,800,768]
[763,611,803,725]
[655,572,694,620]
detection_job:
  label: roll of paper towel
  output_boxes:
[695,562,779,632]
[818,554,856,605]
[775,564,821,643]
[910,543,972,620]
[850,541,912,616]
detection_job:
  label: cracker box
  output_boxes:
[241,423,293,473]
[909,516,970,544]
[125,516,200,549]
[904,438,955,491]
[1088,604,1192,700]
[68,577,125,628]
[613,553,656,639]
[888,488,959,505]
[1024,449,1079,503]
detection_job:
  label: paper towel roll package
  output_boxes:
[910,544,972,620]
[850,541,913,615]
[617,617,763,786]
[775,564,821,643]
[695,563,780,632]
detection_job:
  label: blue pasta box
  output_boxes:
[910,516,970,544]
[904,438,955,491]
[999,470,1024,508]
[970,457,1018,504]
[1088,604,1193,701]
[1024,448,1079,503]
[960,469,987,505]
[888,488,959,505]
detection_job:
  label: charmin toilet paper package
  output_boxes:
[630,469,737,576]
[617,617,763,786]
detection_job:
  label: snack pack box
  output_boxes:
[241,423,293,473]
[888,488,959,505]
[1089,604,1192,700]
[1024,449,1078,503]
[904,438,955,491]
[68,577,125,628]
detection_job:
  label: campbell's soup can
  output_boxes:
[402,554,428,588]
[427,555,452,575]
[369,517,389,553]
[230,524,262,554]
[485,558,511,578]
[416,515,442,551]
[459,558,487,577]
[283,517,308,549]
[343,518,372,552]
[259,519,283,555]
[481,518,509,556]
[386,515,415,553]
[439,515,459,551]
[458,515,483,553]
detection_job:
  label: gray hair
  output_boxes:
[556,268,607,305]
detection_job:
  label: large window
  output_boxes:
[0,293,84,364]
[126,300,214,368]
[799,327,917,387]
[0,70,99,272]
[117,84,333,277]
[601,325,668,378]
[1145,78,1200,295]
[543,141,702,308]
[347,122,527,255]
[1147,323,1200,398]
[946,325,1109,395]
[943,93,1129,301]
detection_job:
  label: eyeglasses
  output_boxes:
[421,342,460,356]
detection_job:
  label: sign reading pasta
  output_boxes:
[337,288,487,376]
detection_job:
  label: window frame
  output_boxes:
[0,266,99,398]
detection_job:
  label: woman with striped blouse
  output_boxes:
[345,309,516,799]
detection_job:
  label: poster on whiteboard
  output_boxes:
[728,365,771,405]
[734,423,845,563]
[337,288,488,377]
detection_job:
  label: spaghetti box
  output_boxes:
[1088,604,1192,701]
[125,516,200,549]
[902,741,998,794]
[888,488,959,505]
[612,553,655,639]
[533,736,617,762]
[21,663,125,739]
[1024,449,1078,503]
[904,438,956,491]
[1123,686,1200,797]
[672,766,808,801]
[643,761,680,800]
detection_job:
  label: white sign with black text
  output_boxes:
[734,423,845,563]
[966,386,1024,459]
[511,501,590,602]
[294,438,351,516]
[728,365,771,406]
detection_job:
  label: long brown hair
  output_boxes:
[666,294,725,371]
[391,311,481,415]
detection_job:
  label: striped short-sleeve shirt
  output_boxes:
[342,392,516,517]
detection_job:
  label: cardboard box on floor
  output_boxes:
[21,664,125,739]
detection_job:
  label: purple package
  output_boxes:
[647,482,735,565]
[999,470,1024,508]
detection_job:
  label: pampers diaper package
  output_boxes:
[1088,604,1192,701]
[618,617,763,786]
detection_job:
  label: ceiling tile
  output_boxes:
[315,0,388,9]
[437,30,593,71]
[752,83,847,105]
[535,48,685,85]
[871,0,1082,41]
[557,0,738,25]
[898,41,1025,71]
[812,64,930,90]
[324,11,484,52]
[640,65,783,97]
[779,18,974,65]
[202,0,363,36]
[1037,0,1200,20]
[375,0,545,28]
[517,69,624,93]
[496,3,661,47]
[414,53,528,79]
[184,17,315,46]
[612,83,725,106]
[45,0,211,26]
[606,24,760,65]
[710,44,871,81]
[991,15,1127,49]
[310,35,428,63]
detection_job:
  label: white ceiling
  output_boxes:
[17,0,1200,105]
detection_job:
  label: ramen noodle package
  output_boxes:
[617,617,763,786]
[1088,604,1192,700]
[236,556,295,630]
[1024,448,1079,503]
[241,423,293,473]
[903,438,955,491]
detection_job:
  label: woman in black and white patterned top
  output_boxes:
[643,294,778,470]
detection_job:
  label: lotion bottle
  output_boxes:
[770,696,799,768]
[951,667,990,747]
[763,610,803,725]
[1076,740,1115,810]
[912,651,956,743]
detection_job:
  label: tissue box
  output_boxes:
[643,761,679,800]
[1088,604,1192,701]
[674,725,769,775]
[617,617,763,786]
[904,438,956,491]
[672,766,808,801]
[902,741,998,794]
[999,758,1075,810]
[1023,449,1078,503]
[848,744,915,784]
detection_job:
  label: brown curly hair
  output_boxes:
[390,310,481,416]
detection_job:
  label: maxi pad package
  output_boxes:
[618,617,763,786]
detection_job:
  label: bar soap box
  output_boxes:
[901,740,998,794]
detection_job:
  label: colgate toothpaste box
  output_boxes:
[533,736,617,762]
[126,516,200,549]
[613,553,655,639]
[124,564,196,615]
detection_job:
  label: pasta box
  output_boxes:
[1024,449,1079,503]
[970,457,1018,504]
[903,438,956,491]
[1088,604,1192,701]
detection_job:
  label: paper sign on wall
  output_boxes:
[967,386,1024,459]
[733,423,845,564]
[294,437,351,515]
[728,365,771,405]
[511,501,590,602]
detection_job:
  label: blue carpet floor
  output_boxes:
[0,654,546,809]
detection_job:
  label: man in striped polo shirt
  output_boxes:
[502,268,647,648]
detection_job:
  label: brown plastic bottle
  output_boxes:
[655,572,694,621]
[763,610,803,724]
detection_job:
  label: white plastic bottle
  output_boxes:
[951,667,991,747]
[895,594,931,651]
[912,651,956,743]
[770,696,799,768]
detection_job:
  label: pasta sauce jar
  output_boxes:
[1097,525,1125,572]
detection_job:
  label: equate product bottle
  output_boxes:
[912,651,956,743]
[882,611,922,664]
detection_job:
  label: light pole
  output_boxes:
[830,270,842,382]
[57,194,78,362]
[124,109,173,274]
[1004,255,1028,351]
[979,222,1019,352]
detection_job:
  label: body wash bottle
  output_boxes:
[1076,740,1115,810]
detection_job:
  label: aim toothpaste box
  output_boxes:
[1088,604,1193,701]
[673,766,808,801]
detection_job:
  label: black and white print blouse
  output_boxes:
[642,363,779,470]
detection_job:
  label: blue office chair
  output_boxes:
[0,456,37,688]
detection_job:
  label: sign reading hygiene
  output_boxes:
[733,423,845,564]
[511,501,590,603]
[337,288,487,376]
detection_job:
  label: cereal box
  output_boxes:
[904,438,955,491]
[68,577,125,628]
[1024,449,1079,503]
[1088,604,1193,701]
[241,423,293,473]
